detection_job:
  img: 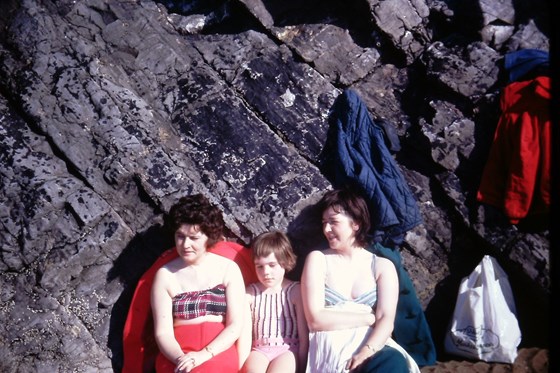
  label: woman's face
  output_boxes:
[322,206,359,250]
[254,252,286,289]
[174,224,209,263]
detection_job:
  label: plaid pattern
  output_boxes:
[172,284,227,320]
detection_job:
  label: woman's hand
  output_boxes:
[174,353,193,373]
[346,345,376,372]
[368,310,376,326]
[174,349,212,373]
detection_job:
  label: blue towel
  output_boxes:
[369,242,437,367]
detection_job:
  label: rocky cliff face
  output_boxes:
[0,0,550,371]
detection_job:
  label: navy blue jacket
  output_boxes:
[319,89,422,247]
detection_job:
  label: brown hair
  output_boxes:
[317,188,371,247]
[165,194,225,249]
[251,230,297,272]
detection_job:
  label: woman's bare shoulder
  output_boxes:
[375,255,394,266]
[208,252,238,267]
[374,255,397,275]
[155,257,181,275]
[306,249,327,261]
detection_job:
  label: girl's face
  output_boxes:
[174,224,209,264]
[254,252,286,289]
[322,206,359,250]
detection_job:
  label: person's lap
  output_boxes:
[357,345,408,373]
[155,322,238,373]
[266,350,297,373]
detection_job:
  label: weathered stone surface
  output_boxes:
[366,0,431,63]
[0,0,551,371]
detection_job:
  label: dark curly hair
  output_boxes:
[317,188,371,248]
[164,194,225,249]
[251,230,297,272]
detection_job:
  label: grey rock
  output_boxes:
[366,0,431,63]
[0,0,551,370]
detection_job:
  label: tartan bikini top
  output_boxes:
[172,284,227,320]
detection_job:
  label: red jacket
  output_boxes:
[477,76,551,224]
[121,241,258,373]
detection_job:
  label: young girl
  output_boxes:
[240,231,308,373]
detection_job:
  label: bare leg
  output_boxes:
[267,351,297,373]
[241,351,270,373]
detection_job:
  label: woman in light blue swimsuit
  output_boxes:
[301,189,420,373]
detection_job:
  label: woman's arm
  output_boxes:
[301,250,375,332]
[293,283,309,373]
[151,268,185,365]
[206,260,246,354]
[348,256,399,370]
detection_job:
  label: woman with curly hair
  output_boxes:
[151,194,250,373]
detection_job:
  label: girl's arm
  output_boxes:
[348,256,399,371]
[237,290,254,369]
[293,283,309,373]
[301,250,376,332]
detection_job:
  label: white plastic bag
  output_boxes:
[444,255,521,363]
